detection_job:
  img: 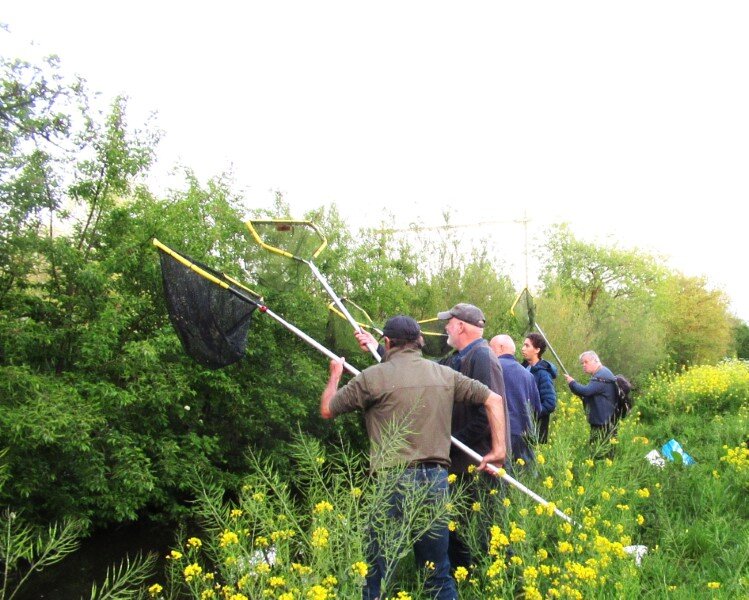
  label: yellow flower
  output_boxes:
[454,566,469,582]
[584,459,595,468]
[351,561,368,577]
[558,541,574,554]
[467,464,477,474]
[183,563,203,582]
[448,520,457,531]
[516,458,526,466]
[424,560,435,571]
[278,594,295,600]
[637,514,645,525]
[350,487,363,497]
[707,582,721,589]
[186,537,202,548]
[167,550,183,560]
[537,453,546,465]
[472,502,481,512]
[536,548,548,561]
[396,592,412,600]
[636,488,651,498]
[601,490,611,501]
[230,509,243,518]
[510,555,523,565]
[220,530,239,547]
[543,476,554,489]
[322,575,337,587]
[229,595,248,600]
[496,468,507,477]
[577,486,585,496]
[311,527,330,548]
[255,535,269,548]
[315,457,325,465]
[314,500,334,514]
[509,525,526,543]
[255,562,271,574]
[306,590,326,600]
[148,583,163,597]
[252,492,265,502]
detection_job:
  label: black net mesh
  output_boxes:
[158,248,258,369]
[511,288,536,334]
[419,318,450,359]
[248,221,326,292]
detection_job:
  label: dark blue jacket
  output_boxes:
[499,354,542,437]
[528,360,557,416]
[568,366,618,426]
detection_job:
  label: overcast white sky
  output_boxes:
[4,1,749,320]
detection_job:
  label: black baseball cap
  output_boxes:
[382,315,422,341]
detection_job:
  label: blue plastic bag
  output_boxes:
[661,439,696,466]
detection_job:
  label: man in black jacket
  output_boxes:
[437,303,510,569]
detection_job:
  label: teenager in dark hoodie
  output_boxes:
[521,332,557,444]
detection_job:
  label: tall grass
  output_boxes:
[147,361,749,599]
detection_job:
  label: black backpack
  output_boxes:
[593,374,634,419]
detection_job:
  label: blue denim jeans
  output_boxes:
[363,464,457,600]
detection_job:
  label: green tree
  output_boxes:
[654,273,733,366]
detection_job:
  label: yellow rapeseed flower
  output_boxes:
[255,562,271,574]
[269,576,286,588]
[351,561,368,577]
[448,520,457,532]
[183,563,203,582]
[220,530,239,547]
[186,537,202,549]
[447,473,457,484]
[636,488,650,498]
[252,492,265,502]
[472,502,481,512]
[167,550,183,560]
[543,476,554,489]
[637,514,645,525]
[350,487,363,497]
[292,562,313,575]
[454,566,469,582]
[148,583,163,597]
[424,560,435,571]
[467,464,477,474]
[314,500,334,514]
[230,509,243,518]
[707,582,721,589]
[537,453,546,465]
[503,498,511,507]
[510,525,526,543]
[311,527,330,548]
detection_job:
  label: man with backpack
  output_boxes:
[564,351,619,459]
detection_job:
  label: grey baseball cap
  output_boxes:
[437,303,486,327]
